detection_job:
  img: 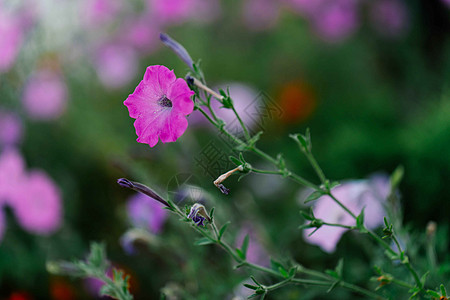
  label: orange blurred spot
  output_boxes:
[50,278,75,300]
[277,81,316,123]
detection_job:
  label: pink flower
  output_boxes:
[0,111,22,147]
[12,170,62,235]
[370,0,409,38]
[22,69,68,120]
[126,193,168,234]
[287,0,326,16]
[148,0,195,24]
[0,10,24,73]
[302,175,389,253]
[124,65,194,147]
[81,0,122,27]
[311,0,359,43]
[94,43,138,89]
[0,148,26,204]
[120,17,159,53]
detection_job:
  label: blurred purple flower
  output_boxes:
[84,268,113,298]
[311,0,359,43]
[81,0,121,27]
[302,175,390,253]
[22,69,68,120]
[12,170,62,235]
[0,111,22,147]
[127,193,168,234]
[442,0,450,8]
[236,224,269,267]
[148,0,195,24]
[370,0,409,38]
[213,83,260,130]
[0,11,24,73]
[243,0,280,31]
[94,43,138,89]
[120,17,159,53]
[0,148,26,204]
[287,0,325,16]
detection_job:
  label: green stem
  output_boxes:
[231,105,251,141]
[305,152,327,184]
[340,281,385,299]
[404,261,422,289]
[322,222,356,230]
[327,191,357,219]
[391,278,415,289]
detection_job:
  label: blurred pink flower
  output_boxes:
[311,0,359,43]
[0,11,24,73]
[302,175,389,253]
[442,0,450,8]
[214,83,260,129]
[0,111,22,147]
[236,224,269,267]
[120,17,159,53]
[94,43,138,89]
[148,0,195,24]
[12,170,62,235]
[127,193,168,234]
[124,65,194,147]
[243,0,280,31]
[81,0,121,27]
[370,0,409,38]
[0,148,26,204]
[287,0,326,16]
[22,69,68,120]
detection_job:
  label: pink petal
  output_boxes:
[168,78,194,115]
[143,65,177,95]
[159,113,188,143]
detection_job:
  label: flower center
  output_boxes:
[158,95,172,108]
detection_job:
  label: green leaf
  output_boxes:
[390,165,404,190]
[194,237,215,246]
[218,222,230,240]
[289,128,312,153]
[229,156,241,166]
[270,259,285,272]
[327,281,340,293]
[278,267,289,278]
[304,190,324,204]
[239,152,246,163]
[356,209,367,233]
[425,290,441,298]
[299,208,315,221]
[243,284,258,290]
[247,131,263,149]
[420,271,429,287]
[209,207,215,220]
[325,270,339,279]
[236,248,245,260]
[241,235,250,259]
[276,153,286,170]
[440,284,447,297]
